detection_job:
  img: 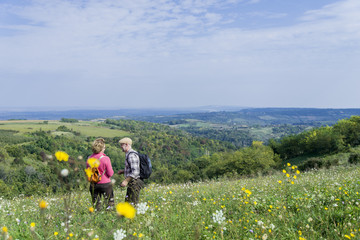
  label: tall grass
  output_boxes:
[1,164,360,240]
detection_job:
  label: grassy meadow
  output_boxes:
[0,120,129,138]
[1,159,359,240]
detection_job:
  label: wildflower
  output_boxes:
[212,210,226,225]
[84,168,92,179]
[116,202,136,219]
[2,226,8,233]
[262,234,268,240]
[39,200,48,209]
[299,237,306,240]
[61,169,69,177]
[139,233,144,237]
[136,202,149,215]
[296,170,300,174]
[278,180,282,184]
[293,175,297,179]
[287,163,291,166]
[55,151,69,161]
[345,235,351,239]
[87,158,100,168]
[54,232,59,236]
[286,174,290,178]
[89,207,94,213]
[283,170,286,173]
[30,222,35,231]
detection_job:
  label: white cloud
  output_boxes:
[0,0,359,108]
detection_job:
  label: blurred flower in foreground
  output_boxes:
[114,229,126,240]
[87,158,100,168]
[61,169,69,177]
[39,200,48,209]
[84,168,92,179]
[116,202,136,219]
[55,151,69,161]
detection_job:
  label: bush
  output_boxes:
[348,153,360,165]
[298,157,324,171]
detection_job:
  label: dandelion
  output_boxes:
[296,170,300,174]
[212,210,226,225]
[89,207,94,213]
[30,222,35,231]
[116,202,136,219]
[61,169,69,177]
[84,168,92,179]
[345,235,351,239]
[283,170,286,173]
[2,226,8,233]
[39,200,48,209]
[287,163,291,166]
[136,202,149,215]
[54,232,59,236]
[87,158,100,168]
[55,151,69,161]
[278,180,282,184]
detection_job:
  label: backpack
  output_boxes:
[127,152,152,179]
[87,155,106,184]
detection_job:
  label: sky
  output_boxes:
[1,0,360,110]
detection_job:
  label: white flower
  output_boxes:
[111,179,116,185]
[61,169,69,177]
[114,229,126,240]
[262,234,268,240]
[269,223,275,230]
[257,220,264,226]
[136,202,149,215]
[212,210,226,225]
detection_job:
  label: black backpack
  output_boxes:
[127,152,152,179]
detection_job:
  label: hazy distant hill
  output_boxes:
[1,107,360,125]
[132,108,360,126]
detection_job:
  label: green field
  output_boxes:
[0,120,129,138]
[1,160,359,240]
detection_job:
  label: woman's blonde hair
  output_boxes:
[92,138,105,153]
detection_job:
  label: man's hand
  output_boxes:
[117,169,124,175]
[120,179,129,187]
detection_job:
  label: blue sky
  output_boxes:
[1,0,359,110]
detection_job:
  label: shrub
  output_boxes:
[298,157,324,171]
[348,153,360,165]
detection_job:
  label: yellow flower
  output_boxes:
[89,207,94,213]
[55,151,69,161]
[296,170,300,174]
[39,200,48,209]
[54,232,59,236]
[287,163,291,166]
[283,170,286,173]
[2,226,8,233]
[84,168,92,178]
[139,233,144,237]
[245,189,252,196]
[116,202,136,219]
[278,180,282,184]
[291,181,295,184]
[286,174,290,178]
[69,233,73,237]
[87,158,100,168]
[345,235,351,239]
[30,222,35,228]
[299,237,306,240]
[293,175,297,179]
